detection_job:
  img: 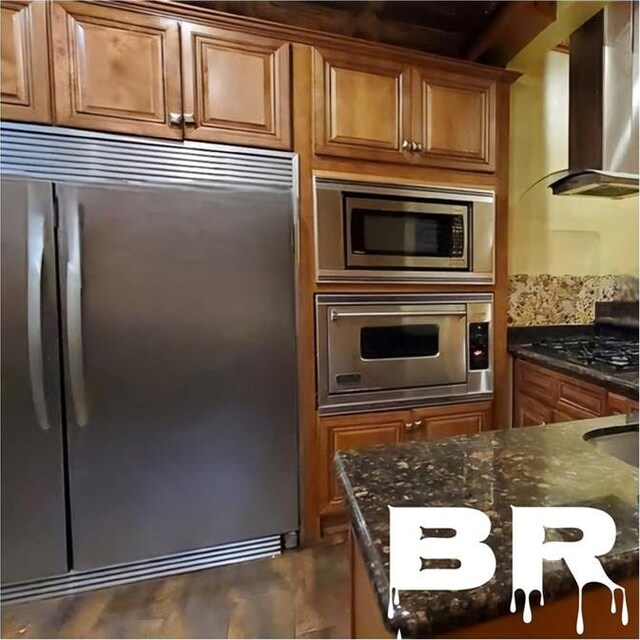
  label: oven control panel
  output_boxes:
[469,322,490,370]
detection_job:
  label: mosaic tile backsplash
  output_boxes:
[508,274,639,326]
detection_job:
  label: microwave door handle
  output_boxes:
[330,310,465,321]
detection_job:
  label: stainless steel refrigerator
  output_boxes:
[1,124,298,596]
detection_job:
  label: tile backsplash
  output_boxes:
[508,274,639,326]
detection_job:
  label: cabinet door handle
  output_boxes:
[414,419,423,428]
[169,112,183,127]
[404,421,414,431]
[402,139,412,151]
[413,142,424,153]
[183,113,196,126]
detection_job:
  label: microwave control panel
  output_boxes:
[469,322,490,370]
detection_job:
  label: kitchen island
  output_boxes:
[335,414,639,638]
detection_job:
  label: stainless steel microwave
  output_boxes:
[314,178,495,283]
[316,293,493,414]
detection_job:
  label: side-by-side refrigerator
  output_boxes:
[1,124,298,599]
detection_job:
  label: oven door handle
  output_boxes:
[330,310,465,321]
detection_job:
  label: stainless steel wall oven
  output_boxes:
[314,178,495,283]
[316,294,493,414]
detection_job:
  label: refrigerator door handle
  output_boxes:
[63,190,89,427]
[26,190,50,431]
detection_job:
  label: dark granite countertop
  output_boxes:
[508,326,639,399]
[335,415,639,638]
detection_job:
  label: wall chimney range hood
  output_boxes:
[550,2,639,198]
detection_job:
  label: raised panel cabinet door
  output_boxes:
[412,67,496,172]
[319,411,406,515]
[607,392,639,415]
[313,48,411,161]
[181,23,291,149]
[50,1,182,138]
[408,401,493,441]
[1,0,51,122]
[514,393,553,428]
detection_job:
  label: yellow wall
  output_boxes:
[508,50,639,276]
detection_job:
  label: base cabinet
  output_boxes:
[317,400,493,536]
[513,359,638,428]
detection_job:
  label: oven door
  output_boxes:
[326,304,467,394]
[345,197,469,270]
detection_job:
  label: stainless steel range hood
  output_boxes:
[551,2,639,198]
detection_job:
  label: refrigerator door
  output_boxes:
[57,183,298,570]
[1,179,68,584]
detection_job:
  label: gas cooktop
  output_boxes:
[529,335,639,372]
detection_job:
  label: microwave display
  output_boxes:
[351,209,465,258]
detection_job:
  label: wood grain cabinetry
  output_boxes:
[313,46,497,171]
[313,48,411,162]
[181,23,291,148]
[319,410,406,518]
[607,392,639,415]
[5,2,292,148]
[405,401,492,441]
[317,400,493,535]
[1,0,51,122]
[51,1,182,138]
[412,67,496,171]
[513,358,638,427]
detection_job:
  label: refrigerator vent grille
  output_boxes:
[1,535,281,604]
[0,123,296,190]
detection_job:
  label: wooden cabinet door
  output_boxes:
[408,401,493,441]
[1,0,51,122]
[181,23,291,149]
[556,376,607,417]
[50,1,182,138]
[514,393,553,428]
[514,359,557,405]
[607,392,639,415]
[412,67,496,172]
[313,47,411,162]
[318,410,407,515]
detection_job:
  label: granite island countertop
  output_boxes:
[335,414,639,638]
[508,327,639,399]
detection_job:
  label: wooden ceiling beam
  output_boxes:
[466,1,557,66]
[183,1,463,57]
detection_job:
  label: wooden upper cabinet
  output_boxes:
[1,0,51,122]
[412,67,496,172]
[181,23,291,148]
[313,47,411,161]
[50,1,182,138]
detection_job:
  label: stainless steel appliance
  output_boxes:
[316,294,493,414]
[314,178,495,283]
[550,2,639,198]
[1,123,298,598]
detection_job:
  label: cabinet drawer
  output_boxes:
[515,360,556,404]
[409,401,492,441]
[557,376,607,416]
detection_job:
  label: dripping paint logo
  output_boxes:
[388,506,629,635]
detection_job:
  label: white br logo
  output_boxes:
[388,506,628,635]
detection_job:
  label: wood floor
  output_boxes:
[1,541,350,639]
